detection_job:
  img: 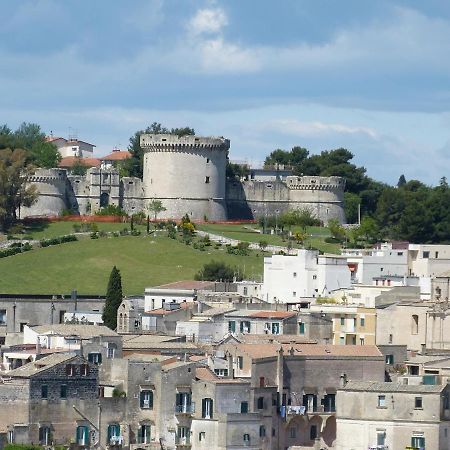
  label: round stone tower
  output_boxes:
[140,134,230,221]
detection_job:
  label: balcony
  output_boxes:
[175,403,195,415]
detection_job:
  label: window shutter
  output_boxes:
[202,398,206,418]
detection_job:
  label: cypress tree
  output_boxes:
[102,266,123,329]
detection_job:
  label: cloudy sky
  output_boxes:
[1,0,450,184]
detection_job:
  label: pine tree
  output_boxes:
[102,266,123,329]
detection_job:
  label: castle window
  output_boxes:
[206,158,210,163]
[128,181,133,185]
[205,176,210,184]
[266,184,273,189]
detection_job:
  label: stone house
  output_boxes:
[336,380,450,450]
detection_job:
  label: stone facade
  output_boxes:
[23,134,346,223]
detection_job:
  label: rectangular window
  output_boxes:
[237,356,244,370]
[339,336,345,345]
[138,425,151,444]
[310,425,317,440]
[88,353,102,365]
[259,426,265,437]
[228,321,236,333]
[377,431,386,446]
[323,393,336,412]
[423,251,430,259]
[240,401,249,413]
[360,317,365,327]
[271,322,280,334]
[76,425,89,446]
[340,317,345,326]
[360,338,365,345]
[107,424,120,444]
[205,176,210,184]
[411,436,425,448]
[140,390,153,409]
[378,395,386,408]
[41,385,48,399]
[199,432,206,441]
[293,291,296,297]
[389,333,393,344]
[293,272,297,277]
[201,398,214,419]
[303,394,317,412]
[240,321,251,333]
[312,275,317,280]
[60,384,67,399]
[0,309,6,325]
[385,354,394,365]
[415,397,423,409]
[39,426,51,446]
[299,322,305,335]
[80,364,89,376]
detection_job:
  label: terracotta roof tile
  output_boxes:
[100,150,131,161]
[59,156,101,168]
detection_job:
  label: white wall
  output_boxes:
[144,288,195,310]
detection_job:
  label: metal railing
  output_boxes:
[175,403,195,414]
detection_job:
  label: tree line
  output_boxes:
[264,146,450,244]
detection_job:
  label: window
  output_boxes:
[323,393,336,412]
[272,428,276,437]
[76,425,89,446]
[199,432,206,441]
[237,356,244,370]
[409,365,419,375]
[214,368,228,377]
[0,309,6,325]
[39,426,52,445]
[240,321,251,333]
[303,394,317,412]
[412,315,419,335]
[107,424,120,444]
[435,251,439,258]
[240,401,249,413]
[293,291,296,297]
[66,364,74,376]
[228,321,236,333]
[310,425,317,440]
[360,338,365,345]
[259,426,266,437]
[205,176,210,184]
[312,275,317,280]
[378,395,386,408]
[423,251,430,259]
[107,344,117,359]
[60,384,67,399]
[243,433,250,443]
[340,317,345,326]
[138,424,151,444]
[201,398,213,419]
[177,426,190,445]
[339,336,345,345]
[389,334,393,344]
[257,396,264,409]
[206,158,210,163]
[411,435,425,449]
[360,317,365,327]
[140,390,153,409]
[415,397,423,409]
[271,322,280,334]
[175,392,192,413]
[377,431,386,446]
[7,430,13,444]
[289,428,296,438]
[80,364,89,376]
[243,287,248,295]
[88,353,102,365]
[299,322,305,334]
[385,354,394,365]
[41,385,48,399]
[293,272,297,278]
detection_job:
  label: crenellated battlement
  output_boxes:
[140,134,230,152]
[286,176,346,191]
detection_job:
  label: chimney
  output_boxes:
[226,351,234,379]
[36,337,41,355]
[276,346,284,405]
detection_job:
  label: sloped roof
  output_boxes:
[149,280,216,290]
[29,324,118,338]
[100,150,131,161]
[342,380,445,393]
[7,353,77,377]
[59,156,100,168]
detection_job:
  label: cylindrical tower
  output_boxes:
[140,134,230,221]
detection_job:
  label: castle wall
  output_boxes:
[226,176,346,224]
[120,177,144,214]
[140,134,229,221]
[21,169,68,218]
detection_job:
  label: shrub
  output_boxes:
[95,205,127,216]
[131,229,141,236]
[90,232,99,239]
[195,260,243,282]
[119,228,129,236]
[40,235,77,247]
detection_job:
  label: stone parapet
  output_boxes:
[140,134,230,152]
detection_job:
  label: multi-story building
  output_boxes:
[262,250,351,303]
[336,380,450,450]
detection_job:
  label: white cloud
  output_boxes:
[268,119,378,139]
[188,7,228,35]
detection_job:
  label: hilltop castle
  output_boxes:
[22,134,346,223]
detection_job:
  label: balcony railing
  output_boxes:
[175,403,195,414]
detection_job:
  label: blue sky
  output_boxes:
[1,0,450,184]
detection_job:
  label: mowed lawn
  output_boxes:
[0,234,264,295]
[197,223,340,254]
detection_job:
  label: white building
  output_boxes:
[46,136,95,158]
[262,249,351,303]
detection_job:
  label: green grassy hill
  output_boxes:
[0,231,264,295]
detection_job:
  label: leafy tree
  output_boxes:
[124,122,195,178]
[195,260,241,282]
[357,217,380,243]
[148,199,166,221]
[102,266,123,329]
[344,192,360,224]
[29,141,61,168]
[397,174,407,187]
[71,158,87,175]
[226,162,250,179]
[0,148,38,231]
[13,122,45,151]
[327,218,346,242]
